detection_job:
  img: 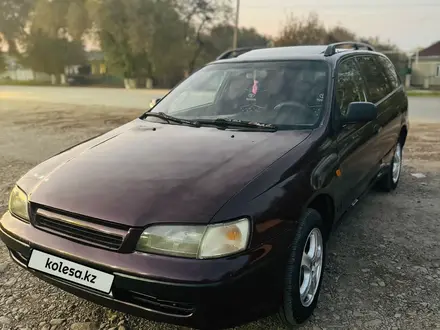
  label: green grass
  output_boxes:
[406,90,440,97]
[0,80,124,88]
[0,79,54,86]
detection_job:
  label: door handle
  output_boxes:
[373,124,381,133]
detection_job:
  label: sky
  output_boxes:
[239,0,440,52]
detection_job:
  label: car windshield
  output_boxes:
[148,60,330,130]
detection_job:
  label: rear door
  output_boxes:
[334,57,378,210]
[355,55,390,169]
[375,55,405,157]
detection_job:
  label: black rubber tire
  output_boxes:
[377,141,402,192]
[278,209,327,326]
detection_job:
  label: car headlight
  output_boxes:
[8,186,30,221]
[136,218,250,259]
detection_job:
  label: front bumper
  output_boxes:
[0,212,288,328]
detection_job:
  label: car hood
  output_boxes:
[18,119,310,227]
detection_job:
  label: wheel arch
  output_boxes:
[306,193,336,238]
[400,125,408,147]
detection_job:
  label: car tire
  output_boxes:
[278,209,326,326]
[378,140,402,192]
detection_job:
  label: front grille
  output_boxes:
[34,209,127,251]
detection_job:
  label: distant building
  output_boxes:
[411,41,440,89]
[87,51,107,75]
[65,51,107,76]
[1,51,108,83]
[0,54,51,82]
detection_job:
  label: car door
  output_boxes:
[355,55,398,169]
[333,57,378,211]
[374,55,405,158]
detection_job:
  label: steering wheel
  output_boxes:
[273,101,315,125]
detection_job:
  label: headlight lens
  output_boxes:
[136,218,250,259]
[136,225,205,258]
[199,219,250,259]
[8,186,30,221]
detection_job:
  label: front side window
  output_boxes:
[335,58,366,116]
[356,56,391,103]
[149,60,330,129]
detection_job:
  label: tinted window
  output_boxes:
[150,60,330,129]
[377,56,400,89]
[356,56,390,103]
[336,58,366,116]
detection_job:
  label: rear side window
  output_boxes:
[356,56,390,103]
[335,58,366,116]
[377,56,401,90]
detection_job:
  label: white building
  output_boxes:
[1,54,51,82]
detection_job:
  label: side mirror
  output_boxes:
[149,98,162,109]
[343,102,377,124]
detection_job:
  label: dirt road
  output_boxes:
[0,86,166,110]
[1,100,440,330]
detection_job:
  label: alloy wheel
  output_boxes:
[299,228,323,307]
[392,142,402,184]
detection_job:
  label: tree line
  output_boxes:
[0,1,404,88]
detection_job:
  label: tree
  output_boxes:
[21,31,85,80]
[31,0,90,41]
[174,0,231,73]
[325,26,356,44]
[0,0,35,53]
[87,0,231,86]
[187,24,271,70]
[87,0,155,82]
[148,1,188,85]
[208,25,269,54]
[275,13,328,46]
[274,12,406,81]
[66,0,90,40]
[0,52,6,73]
[13,0,89,81]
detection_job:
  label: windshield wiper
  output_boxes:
[198,118,278,131]
[142,112,201,127]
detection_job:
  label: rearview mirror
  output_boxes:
[149,98,162,109]
[343,102,377,124]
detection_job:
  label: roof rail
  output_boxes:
[324,41,375,56]
[216,46,265,60]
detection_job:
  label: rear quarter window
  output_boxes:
[356,56,391,103]
[377,55,401,90]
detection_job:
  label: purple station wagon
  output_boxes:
[1,42,409,329]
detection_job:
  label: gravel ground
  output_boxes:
[1,100,440,330]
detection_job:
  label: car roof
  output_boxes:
[211,42,380,65]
